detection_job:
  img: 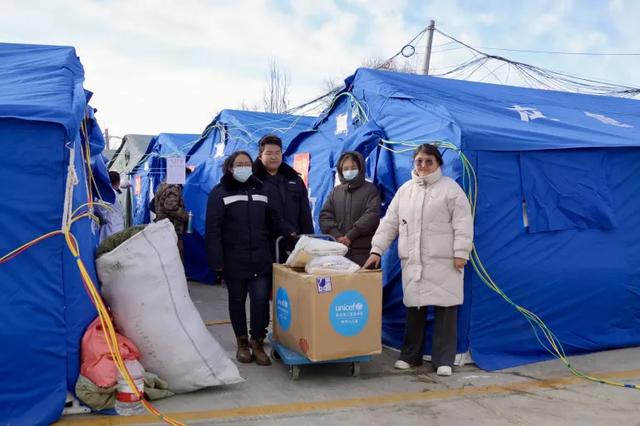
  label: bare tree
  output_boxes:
[290,54,418,114]
[316,78,344,109]
[361,56,394,70]
[263,59,290,113]
[361,56,416,73]
[323,77,342,94]
[238,99,259,111]
[316,56,415,110]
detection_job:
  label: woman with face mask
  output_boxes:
[205,151,295,366]
[319,151,381,266]
[363,144,474,377]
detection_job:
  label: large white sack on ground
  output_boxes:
[286,236,348,268]
[96,219,243,393]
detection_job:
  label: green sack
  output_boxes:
[96,225,146,258]
[75,372,175,411]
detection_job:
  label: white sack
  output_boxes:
[285,236,348,268]
[304,255,361,274]
[96,219,243,393]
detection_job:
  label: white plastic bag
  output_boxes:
[304,255,361,274]
[96,219,244,393]
[286,236,348,268]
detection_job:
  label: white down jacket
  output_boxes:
[371,168,473,307]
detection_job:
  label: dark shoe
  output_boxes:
[250,338,271,366]
[236,336,254,363]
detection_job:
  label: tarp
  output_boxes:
[129,133,199,225]
[83,102,114,204]
[108,134,154,227]
[350,69,640,151]
[183,109,315,282]
[108,134,154,173]
[0,43,86,138]
[0,43,101,425]
[290,67,640,370]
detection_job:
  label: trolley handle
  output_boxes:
[275,233,336,264]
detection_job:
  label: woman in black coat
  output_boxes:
[206,151,294,366]
[319,151,381,266]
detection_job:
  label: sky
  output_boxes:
[2,0,639,147]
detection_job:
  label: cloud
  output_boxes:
[0,0,638,139]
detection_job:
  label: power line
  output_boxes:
[286,27,430,114]
[475,46,640,56]
[432,28,640,97]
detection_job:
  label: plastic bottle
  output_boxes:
[115,359,146,416]
[186,210,193,234]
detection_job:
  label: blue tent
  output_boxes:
[129,133,199,225]
[108,134,154,227]
[289,68,640,370]
[0,43,106,425]
[183,109,315,282]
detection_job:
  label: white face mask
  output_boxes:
[343,169,359,181]
[232,167,252,183]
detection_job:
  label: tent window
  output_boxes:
[519,150,616,233]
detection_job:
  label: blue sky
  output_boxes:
[1,0,638,142]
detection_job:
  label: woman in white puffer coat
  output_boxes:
[363,144,473,376]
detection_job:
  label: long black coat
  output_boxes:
[253,160,314,261]
[319,151,381,265]
[205,173,294,280]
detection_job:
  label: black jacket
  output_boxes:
[205,173,294,280]
[319,152,381,265]
[253,160,314,236]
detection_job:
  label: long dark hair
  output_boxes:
[223,150,253,175]
[413,144,443,166]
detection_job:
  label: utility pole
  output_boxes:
[422,20,435,75]
[104,128,110,148]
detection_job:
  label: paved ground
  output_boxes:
[58,282,640,426]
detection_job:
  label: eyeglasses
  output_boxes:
[414,158,435,166]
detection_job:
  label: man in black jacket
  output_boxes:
[253,135,314,262]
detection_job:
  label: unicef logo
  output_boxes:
[276,287,291,331]
[329,290,369,337]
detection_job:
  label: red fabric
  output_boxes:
[80,317,140,388]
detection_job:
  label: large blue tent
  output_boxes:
[129,132,199,225]
[288,68,640,370]
[183,109,315,282]
[0,43,106,425]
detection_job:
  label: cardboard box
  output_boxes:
[272,264,382,362]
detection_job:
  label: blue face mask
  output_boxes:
[232,167,252,183]
[342,169,359,181]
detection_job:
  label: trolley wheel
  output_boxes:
[351,362,360,377]
[271,348,281,361]
[289,365,300,380]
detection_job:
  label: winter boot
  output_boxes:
[250,337,272,366]
[236,336,253,363]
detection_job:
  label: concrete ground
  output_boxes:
[58,282,640,426]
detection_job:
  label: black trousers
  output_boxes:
[225,275,271,340]
[399,305,458,369]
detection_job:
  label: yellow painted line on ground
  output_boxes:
[57,368,640,426]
